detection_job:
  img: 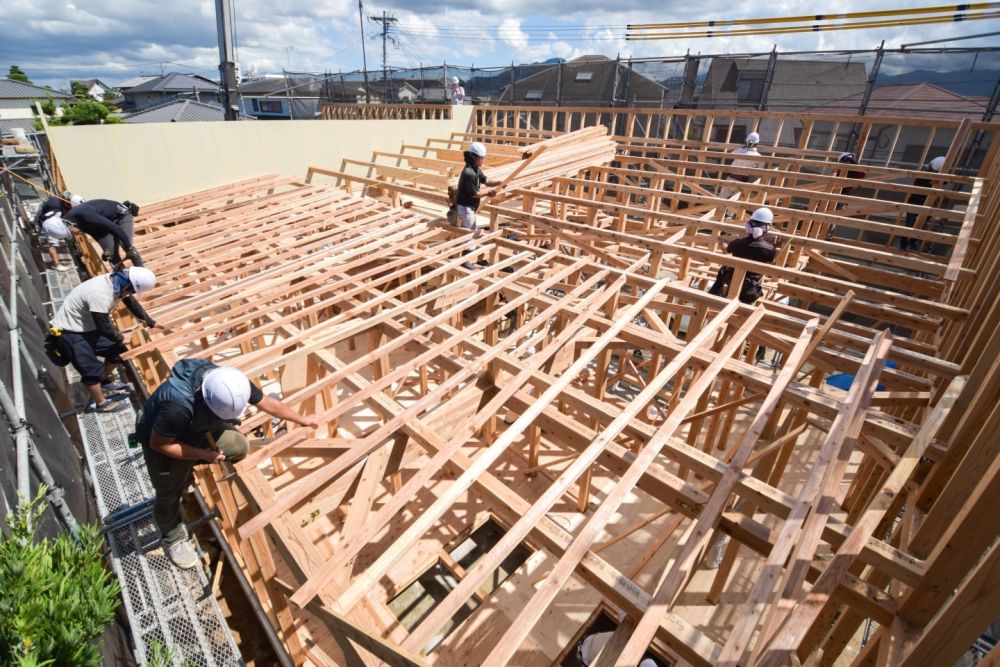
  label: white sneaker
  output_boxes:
[166,539,200,569]
[56,264,72,272]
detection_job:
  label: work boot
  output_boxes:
[166,539,200,569]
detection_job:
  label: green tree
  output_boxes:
[8,66,31,83]
[70,81,90,100]
[0,489,121,666]
[50,99,123,125]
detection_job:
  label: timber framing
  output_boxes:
[71,103,1000,666]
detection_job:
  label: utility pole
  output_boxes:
[358,0,370,103]
[214,0,239,120]
[370,10,398,101]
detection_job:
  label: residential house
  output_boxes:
[697,57,868,147]
[122,99,233,123]
[498,55,671,107]
[803,83,990,166]
[122,73,220,111]
[239,78,292,119]
[70,78,114,101]
[373,81,420,102]
[0,78,73,134]
[699,57,868,112]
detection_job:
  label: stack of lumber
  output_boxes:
[449,126,617,194]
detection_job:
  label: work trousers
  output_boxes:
[141,428,249,545]
[455,205,480,252]
[94,213,134,263]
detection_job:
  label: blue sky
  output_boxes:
[0,0,997,90]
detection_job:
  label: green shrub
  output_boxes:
[0,489,121,666]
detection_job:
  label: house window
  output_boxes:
[524,90,543,101]
[575,72,594,82]
[258,100,283,113]
[387,517,533,652]
[250,99,259,112]
[736,72,765,103]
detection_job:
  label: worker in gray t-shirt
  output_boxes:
[47,267,158,412]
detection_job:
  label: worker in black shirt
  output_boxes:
[63,197,144,267]
[827,152,865,239]
[900,156,944,252]
[134,360,318,568]
[454,141,500,270]
[33,191,76,269]
[708,207,781,305]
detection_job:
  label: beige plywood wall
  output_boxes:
[47,106,473,203]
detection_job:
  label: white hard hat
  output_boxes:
[929,156,945,172]
[750,207,774,225]
[468,141,487,158]
[70,194,85,206]
[451,76,460,84]
[838,152,856,164]
[639,661,658,667]
[127,266,156,294]
[42,215,70,239]
[202,366,252,420]
[746,132,760,146]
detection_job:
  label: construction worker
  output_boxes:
[827,152,865,239]
[46,267,157,412]
[576,631,659,666]
[449,76,465,105]
[454,141,500,269]
[63,197,144,268]
[834,152,865,198]
[719,132,765,201]
[708,207,782,305]
[33,191,75,270]
[134,360,318,569]
[900,155,944,252]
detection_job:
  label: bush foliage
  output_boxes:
[0,490,120,666]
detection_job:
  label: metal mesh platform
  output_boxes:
[51,268,243,666]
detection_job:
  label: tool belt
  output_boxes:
[43,326,71,367]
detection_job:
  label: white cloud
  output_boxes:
[0,0,994,91]
[499,18,529,51]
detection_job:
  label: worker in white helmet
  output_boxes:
[900,155,945,252]
[576,630,661,666]
[135,360,319,569]
[63,197,144,268]
[829,152,865,235]
[708,206,783,305]
[449,76,465,105]
[33,191,77,270]
[719,131,765,202]
[46,267,158,412]
[453,141,501,269]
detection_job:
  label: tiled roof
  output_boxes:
[701,58,867,108]
[123,99,228,123]
[0,78,73,100]
[239,78,288,96]
[0,118,39,134]
[499,57,669,105]
[125,73,219,93]
[804,82,989,119]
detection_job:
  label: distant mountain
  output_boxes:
[876,69,997,98]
